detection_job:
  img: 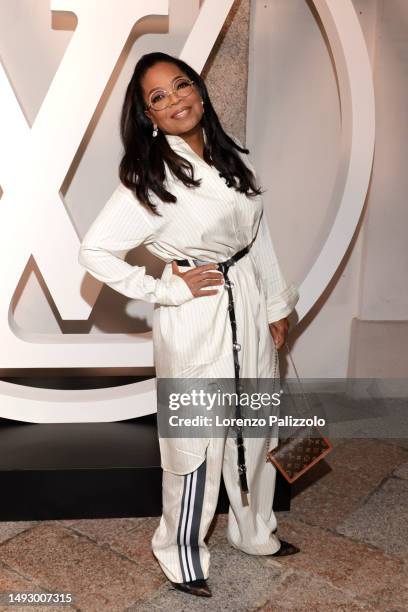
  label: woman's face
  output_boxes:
[142,62,203,136]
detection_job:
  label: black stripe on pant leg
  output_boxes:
[189,458,207,580]
[176,473,192,582]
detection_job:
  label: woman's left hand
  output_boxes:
[268,317,289,350]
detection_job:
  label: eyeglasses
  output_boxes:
[145,77,196,111]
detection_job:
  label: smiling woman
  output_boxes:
[78,51,300,598]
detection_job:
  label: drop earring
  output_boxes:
[152,124,158,138]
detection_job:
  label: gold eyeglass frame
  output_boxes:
[145,78,196,111]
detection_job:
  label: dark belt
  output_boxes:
[174,240,255,495]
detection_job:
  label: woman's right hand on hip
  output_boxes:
[171,261,224,297]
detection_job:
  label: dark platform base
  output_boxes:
[0,414,291,521]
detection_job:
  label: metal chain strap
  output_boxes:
[265,341,315,461]
[264,343,280,460]
[284,340,314,417]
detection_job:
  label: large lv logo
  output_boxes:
[0,0,374,422]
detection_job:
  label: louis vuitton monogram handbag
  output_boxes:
[266,342,333,483]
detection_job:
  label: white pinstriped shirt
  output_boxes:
[78,130,299,376]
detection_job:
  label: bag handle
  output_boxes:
[283,341,314,418]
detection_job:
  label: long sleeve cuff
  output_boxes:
[267,284,300,323]
[155,273,195,306]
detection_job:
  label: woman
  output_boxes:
[78,52,300,598]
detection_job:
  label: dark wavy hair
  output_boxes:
[119,51,263,216]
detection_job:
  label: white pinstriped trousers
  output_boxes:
[151,432,281,583]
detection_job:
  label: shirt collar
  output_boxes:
[164,126,208,151]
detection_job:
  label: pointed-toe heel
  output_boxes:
[170,578,212,597]
[270,540,300,556]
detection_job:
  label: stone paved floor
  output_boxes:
[0,438,407,611]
